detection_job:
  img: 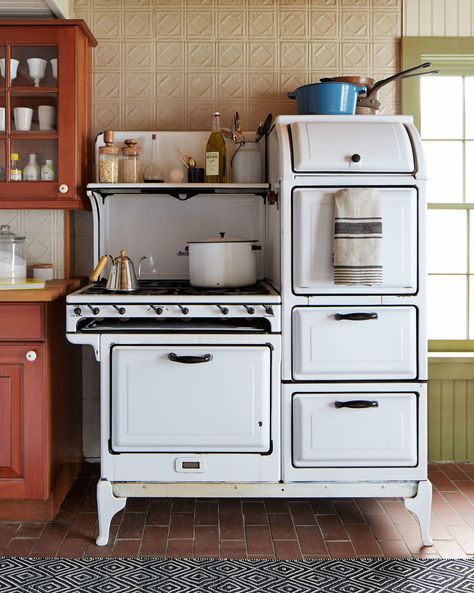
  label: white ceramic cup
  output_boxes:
[38,105,55,130]
[0,107,5,132]
[14,107,33,131]
[50,58,57,79]
[27,58,47,87]
[0,58,19,81]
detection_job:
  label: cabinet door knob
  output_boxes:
[58,183,69,194]
[26,350,37,362]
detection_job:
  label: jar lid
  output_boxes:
[33,263,53,269]
[0,224,25,243]
[99,144,120,155]
[121,139,140,156]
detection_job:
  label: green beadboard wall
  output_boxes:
[428,357,474,462]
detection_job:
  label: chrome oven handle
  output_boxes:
[168,352,213,364]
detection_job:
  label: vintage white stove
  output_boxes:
[67,119,432,547]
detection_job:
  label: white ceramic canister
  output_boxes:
[0,224,27,281]
[185,232,261,288]
[231,141,263,183]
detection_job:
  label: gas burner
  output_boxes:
[80,279,275,297]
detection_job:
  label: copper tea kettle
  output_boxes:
[90,250,147,292]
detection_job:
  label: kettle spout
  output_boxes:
[90,254,113,282]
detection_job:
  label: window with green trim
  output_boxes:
[403,38,474,348]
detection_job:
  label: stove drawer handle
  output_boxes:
[335,400,379,409]
[168,352,213,364]
[334,312,378,321]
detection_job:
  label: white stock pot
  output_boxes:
[180,232,262,288]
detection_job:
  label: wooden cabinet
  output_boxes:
[0,286,82,520]
[0,20,97,209]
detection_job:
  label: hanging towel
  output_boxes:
[333,188,383,285]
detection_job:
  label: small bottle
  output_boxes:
[98,130,119,183]
[120,138,141,183]
[23,152,40,181]
[10,153,22,181]
[205,112,226,183]
[143,133,163,182]
[40,159,55,181]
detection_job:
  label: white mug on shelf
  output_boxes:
[0,107,5,132]
[14,107,33,131]
[27,58,47,87]
[50,58,57,79]
[38,105,55,130]
[0,58,19,82]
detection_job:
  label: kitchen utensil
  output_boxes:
[324,63,439,114]
[255,113,272,143]
[288,82,366,115]
[0,224,26,281]
[90,250,147,292]
[234,111,245,142]
[177,149,197,169]
[27,58,47,87]
[178,232,262,288]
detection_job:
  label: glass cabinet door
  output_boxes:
[0,45,5,182]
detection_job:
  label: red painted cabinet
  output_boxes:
[0,20,96,209]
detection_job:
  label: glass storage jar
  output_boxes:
[98,130,119,183]
[0,224,27,282]
[120,138,141,183]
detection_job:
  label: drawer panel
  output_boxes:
[292,306,417,380]
[290,121,415,173]
[292,187,417,295]
[0,304,43,340]
[293,392,418,467]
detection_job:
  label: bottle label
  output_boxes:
[11,168,22,181]
[206,151,219,176]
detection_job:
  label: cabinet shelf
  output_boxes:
[9,87,58,94]
[10,131,58,140]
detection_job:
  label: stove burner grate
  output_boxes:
[81,279,274,297]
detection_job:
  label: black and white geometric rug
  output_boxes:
[0,557,473,592]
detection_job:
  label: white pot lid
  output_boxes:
[187,231,258,244]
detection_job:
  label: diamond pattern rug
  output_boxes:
[0,557,472,592]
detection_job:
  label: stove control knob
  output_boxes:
[87,305,100,315]
[263,305,274,316]
[150,305,164,315]
[243,305,255,315]
[113,305,126,315]
[217,305,229,315]
[351,153,361,163]
[73,307,82,316]
[177,304,189,315]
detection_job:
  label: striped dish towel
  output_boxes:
[333,188,383,285]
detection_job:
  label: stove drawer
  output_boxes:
[292,392,418,467]
[292,306,417,381]
[293,187,418,295]
[290,121,414,173]
[111,345,271,453]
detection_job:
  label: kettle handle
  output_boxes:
[90,255,112,282]
[137,256,147,280]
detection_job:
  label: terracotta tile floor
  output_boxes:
[0,463,473,559]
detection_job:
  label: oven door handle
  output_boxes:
[334,400,379,409]
[168,352,213,364]
[334,312,378,321]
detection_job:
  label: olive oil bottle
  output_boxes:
[205,112,226,183]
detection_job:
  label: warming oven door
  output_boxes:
[111,344,272,453]
[293,186,418,295]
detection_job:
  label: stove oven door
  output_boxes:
[111,344,271,453]
[293,186,418,295]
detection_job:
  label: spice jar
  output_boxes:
[99,130,119,183]
[120,138,141,183]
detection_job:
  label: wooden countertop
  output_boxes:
[0,278,83,302]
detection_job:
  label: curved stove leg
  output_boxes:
[404,480,433,547]
[96,479,127,546]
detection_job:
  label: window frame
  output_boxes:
[402,37,474,352]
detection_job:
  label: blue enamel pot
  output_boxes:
[288,82,366,115]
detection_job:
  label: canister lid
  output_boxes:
[187,231,257,243]
[121,139,140,156]
[0,224,25,243]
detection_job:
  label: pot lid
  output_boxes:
[187,231,258,244]
[0,224,25,243]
